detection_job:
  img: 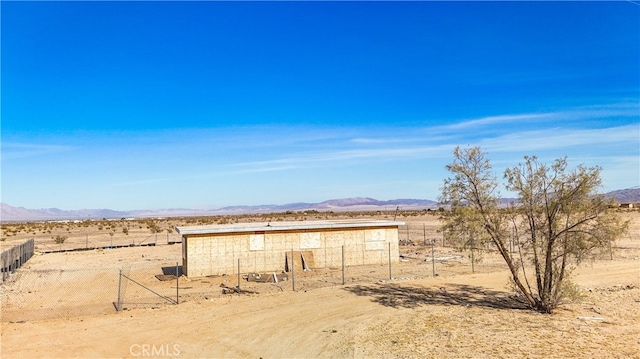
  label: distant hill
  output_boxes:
[0,197,438,222]
[605,187,640,204]
[0,203,129,222]
[1,187,637,222]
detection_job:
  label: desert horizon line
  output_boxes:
[2,186,638,223]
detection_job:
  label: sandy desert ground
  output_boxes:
[1,211,638,358]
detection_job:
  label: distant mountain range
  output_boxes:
[604,187,640,203]
[0,197,438,222]
[1,187,638,222]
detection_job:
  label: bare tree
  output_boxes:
[441,146,627,313]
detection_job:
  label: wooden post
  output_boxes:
[237,258,241,295]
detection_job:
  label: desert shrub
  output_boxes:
[54,235,67,244]
[442,146,627,313]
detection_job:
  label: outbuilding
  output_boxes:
[176,219,405,278]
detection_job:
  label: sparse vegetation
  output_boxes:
[441,146,628,313]
[54,235,67,244]
[145,220,162,234]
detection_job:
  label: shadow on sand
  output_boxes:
[343,282,529,310]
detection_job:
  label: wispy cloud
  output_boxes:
[161,103,639,158]
[349,137,408,144]
[105,104,639,192]
[439,102,638,133]
[225,164,298,175]
[109,163,299,188]
[227,122,637,176]
[231,144,450,172]
[481,124,639,153]
[1,142,77,160]
[445,113,555,130]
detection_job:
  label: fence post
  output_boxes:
[423,224,426,247]
[291,248,295,292]
[117,269,122,311]
[431,239,435,276]
[471,247,475,273]
[388,242,392,280]
[237,258,241,295]
[176,262,179,304]
[341,245,345,285]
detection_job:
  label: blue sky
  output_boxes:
[2,1,639,210]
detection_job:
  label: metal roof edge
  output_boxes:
[175,220,405,236]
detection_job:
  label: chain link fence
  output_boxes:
[30,231,183,254]
[115,264,180,311]
[1,221,512,323]
[1,267,118,322]
[1,239,34,282]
